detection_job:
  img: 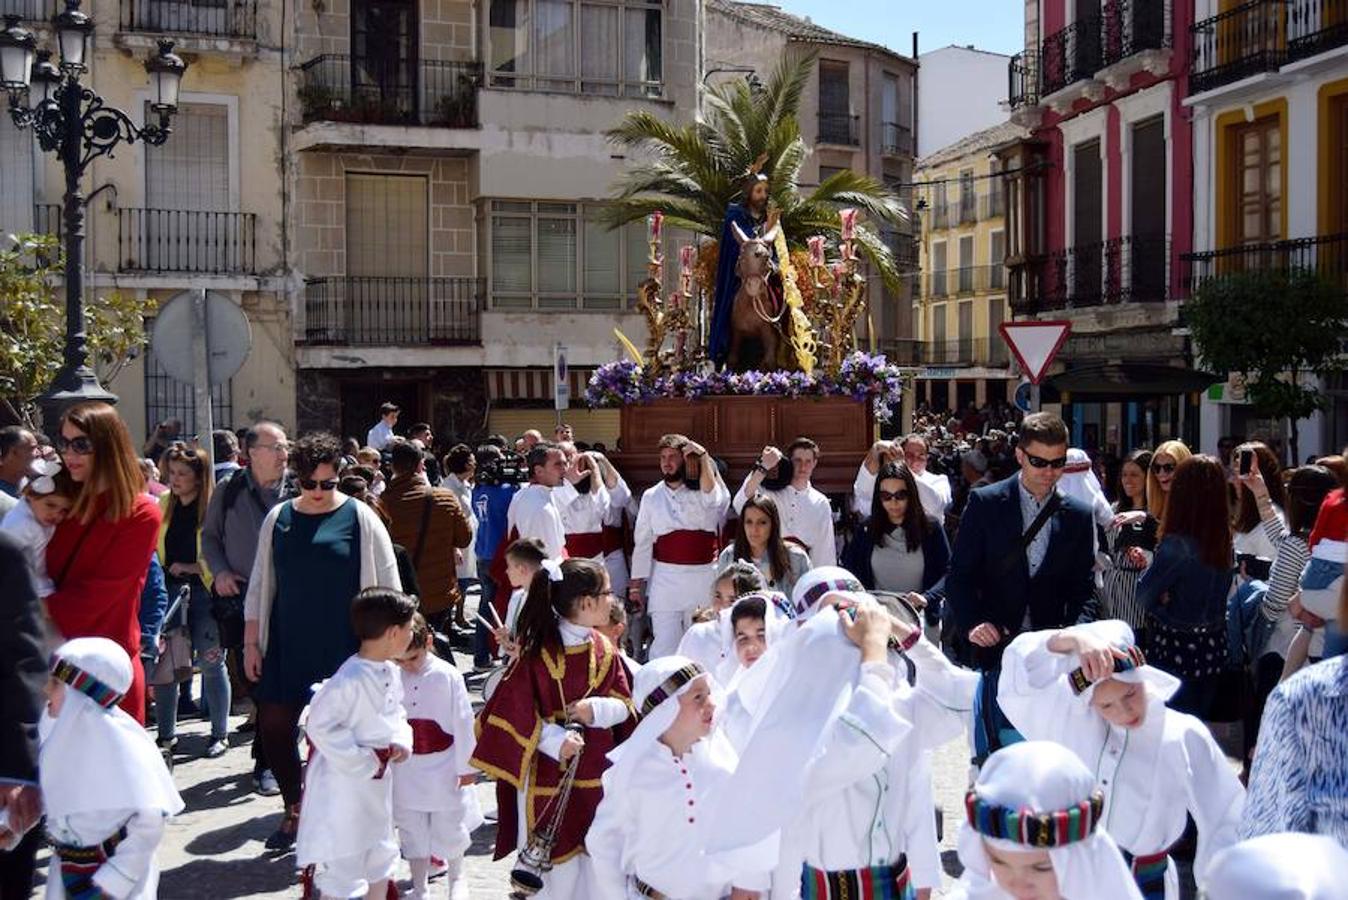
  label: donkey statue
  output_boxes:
[728,221,790,371]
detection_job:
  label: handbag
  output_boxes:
[210,584,247,650]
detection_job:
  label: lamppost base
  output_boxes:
[38,365,117,435]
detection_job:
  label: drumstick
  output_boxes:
[484,603,505,629]
[474,611,501,633]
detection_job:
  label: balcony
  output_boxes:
[1288,0,1348,62]
[1042,13,1105,96]
[1182,233,1348,291]
[1014,234,1171,312]
[298,56,482,128]
[880,338,1010,368]
[932,202,952,230]
[1190,0,1288,93]
[977,190,1005,220]
[882,122,913,156]
[924,264,1007,299]
[818,111,860,146]
[303,276,484,346]
[118,208,256,274]
[1,0,56,21]
[119,0,256,38]
[1007,51,1040,109]
[1101,0,1170,67]
[958,197,977,226]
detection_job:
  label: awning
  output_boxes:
[1046,363,1219,398]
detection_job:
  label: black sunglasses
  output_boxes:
[1024,452,1068,470]
[1150,462,1177,475]
[877,489,910,503]
[55,435,94,456]
[299,478,339,491]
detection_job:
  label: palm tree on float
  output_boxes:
[602,53,910,291]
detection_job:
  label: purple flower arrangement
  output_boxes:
[584,351,905,422]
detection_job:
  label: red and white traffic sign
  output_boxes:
[999,321,1071,385]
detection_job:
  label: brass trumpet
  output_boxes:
[509,723,585,898]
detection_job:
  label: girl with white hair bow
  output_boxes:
[950,740,1142,900]
[997,620,1245,900]
[39,637,184,899]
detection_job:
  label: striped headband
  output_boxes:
[796,577,863,615]
[1067,645,1147,695]
[965,789,1105,847]
[639,663,707,718]
[50,657,125,710]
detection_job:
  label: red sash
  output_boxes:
[565,531,606,559]
[653,529,719,566]
[601,525,625,555]
[409,718,455,755]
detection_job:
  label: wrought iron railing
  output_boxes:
[1101,0,1171,66]
[1190,0,1287,93]
[1016,234,1171,312]
[882,121,913,156]
[1287,0,1348,62]
[1041,12,1104,95]
[1007,51,1039,108]
[118,208,257,274]
[978,190,1006,220]
[119,0,257,38]
[303,276,484,345]
[932,202,952,230]
[879,338,1010,368]
[0,0,58,21]
[298,56,482,127]
[1182,233,1348,290]
[817,111,860,146]
[921,265,1008,299]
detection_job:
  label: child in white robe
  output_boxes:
[39,637,184,899]
[678,560,766,675]
[297,587,416,900]
[716,592,791,688]
[0,458,75,598]
[1201,833,1348,900]
[949,740,1142,900]
[997,620,1245,900]
[393,614,483,900]
[587,656,771,900]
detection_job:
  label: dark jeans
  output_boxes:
[256,701,305,807]
[473,559,496,668]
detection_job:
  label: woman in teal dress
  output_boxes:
[242,432,401,849]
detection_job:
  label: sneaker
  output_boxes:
[204,737,229,759]
[254,769,281,796]
[264,805,300,851]
[429,856,447,879]
[157,736,178,752]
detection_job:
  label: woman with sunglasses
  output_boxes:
[841,461,950,617]
[1144,440,1191,525]
[243,432,401,850]
[44,402,163,725]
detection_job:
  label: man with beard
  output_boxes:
[710,155,782,369]
[629,434,730,659]
[554,441,614,564]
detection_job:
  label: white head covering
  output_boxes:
[1201,833,1348,900]
[1060,448,1113,528]
[1058,620,1180,708]
[40,638,183,819]
[715,591,792,687]
[607,655,715,773]
[953,741,1142,900]
[789,566,865,620]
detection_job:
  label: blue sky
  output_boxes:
[759,0,1024,57]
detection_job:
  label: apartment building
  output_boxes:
[705,0,920,345]
[0,0,293,442]
[910,120,1025,412]
[1184,0,1348,455]
[1002,0,1208,457]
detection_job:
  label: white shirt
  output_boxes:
[393,653,478,815]
[366,419,396,451]
[604,476,634,529]
[852,465,952,523]
[442,473,477,579]
[1,498,55,597]
[45,809,166,900]
[506,482,567,560]
[631,480,730,614]
[555,477,612,552]
[998,628,1246,898]
[296,654,414,865]
[733,478,837,568]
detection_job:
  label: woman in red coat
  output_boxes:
[46,402,161,723]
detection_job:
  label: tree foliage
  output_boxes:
[1185,266,1348,456]
[603,54,911,290]
[0,233,156,427]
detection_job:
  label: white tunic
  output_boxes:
[676,615,726,678]
[297,655,414,866]
[1,498,55,597]
[603,476,634,597]
[631,481,730,615]
[506,483,567,559]
[393,653,480,819]
[555,478,612,560]
[589,736,766,900]
[852,465,952,523]
[998,630,1246,897]
[45,810,166,899]
[733,479,837,568]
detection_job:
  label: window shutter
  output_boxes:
[0,116,33,236]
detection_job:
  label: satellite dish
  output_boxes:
[151,290,251,385]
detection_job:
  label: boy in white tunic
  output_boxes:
[297,588,417,900]
[997,620,1245,900]
[39,637,184,900]
[394,614,483,900]
[678,561,767,675]
[588,656,771,900]
[554,444,612,562]
[735,439,837,567]
[630,434,730,659]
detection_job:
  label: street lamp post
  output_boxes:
[0,2,185,430]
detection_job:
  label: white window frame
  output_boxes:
[989,228,1006,291]
[485,0,666,98]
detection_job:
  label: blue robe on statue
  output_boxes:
[710,202,775,366]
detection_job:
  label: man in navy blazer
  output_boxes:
[946,412,1096,670]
